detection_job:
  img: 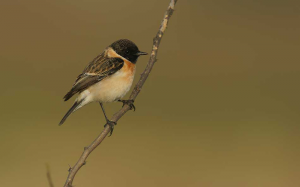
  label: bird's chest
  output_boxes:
[90,61,136,102]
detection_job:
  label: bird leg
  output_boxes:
[118,99,135,111]
[99,102,116,136]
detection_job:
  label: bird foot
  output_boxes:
[118,99,135,111]
[104,120,117,137]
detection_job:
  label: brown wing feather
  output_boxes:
[63,54,124,101]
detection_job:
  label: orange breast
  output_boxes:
[121,60,135,82]
[123,60,135,73]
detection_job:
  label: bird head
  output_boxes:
[110,39,148,63]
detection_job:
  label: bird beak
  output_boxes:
[136,51,148,56]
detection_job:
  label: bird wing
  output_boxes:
[63,55,124,101]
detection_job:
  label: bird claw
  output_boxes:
[118,99,135,111]
[104,120,117,137]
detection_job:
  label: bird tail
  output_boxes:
[59,99,84,126]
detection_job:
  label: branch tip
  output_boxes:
[170,0,175,9]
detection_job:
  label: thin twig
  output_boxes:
[46,164,55,187]
[63,0,178,186]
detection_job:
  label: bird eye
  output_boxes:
[126,50,129,54]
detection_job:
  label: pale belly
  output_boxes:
[88,66,136,103]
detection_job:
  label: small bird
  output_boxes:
[59,39,147,135]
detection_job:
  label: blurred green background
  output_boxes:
[0,0,299,186]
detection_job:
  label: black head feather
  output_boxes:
[110,39,147,63]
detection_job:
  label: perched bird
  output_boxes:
[59,39,147,135]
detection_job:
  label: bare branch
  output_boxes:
[63,0,178,186]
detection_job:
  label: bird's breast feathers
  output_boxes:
[88,61,135,103]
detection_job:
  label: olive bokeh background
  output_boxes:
[0,0,299,186]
